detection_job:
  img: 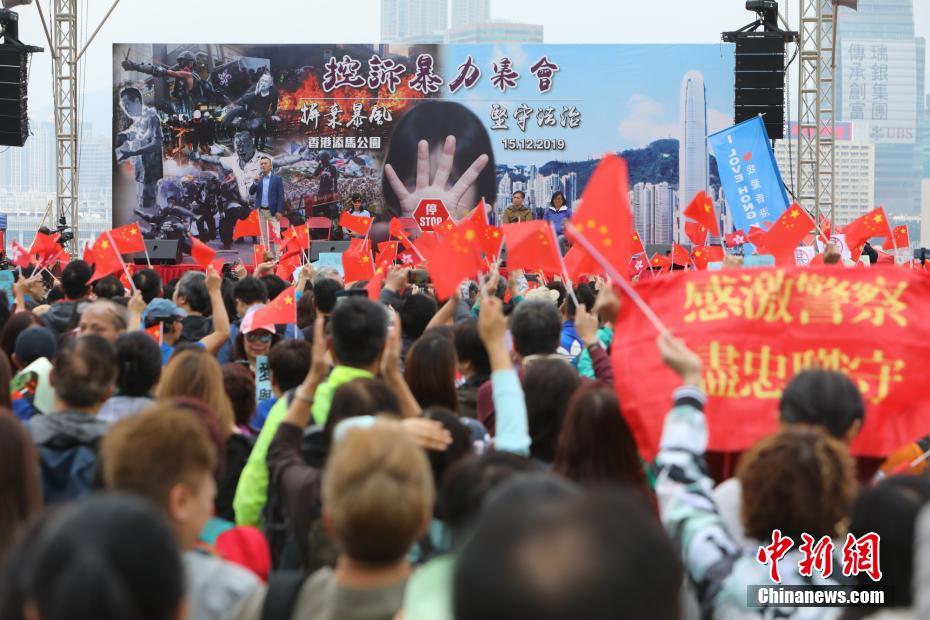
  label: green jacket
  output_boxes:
[232,366,374,526]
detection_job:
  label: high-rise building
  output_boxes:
[653,182,675,245]
[678,71,709,243]
[630,182,675,245]
[560,171,577,205]
[495,173,512,218]
[381,0,448,43]
[921,94,930,178]
[452,0,490,26]
[775,123,875,228]
[837,0,924,218]
[444,21,544,44]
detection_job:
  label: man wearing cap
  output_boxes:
[10,327,59,421]
[128,266,230,365]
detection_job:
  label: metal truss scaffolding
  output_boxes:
[53,0,78,255]
[796,0,836,230]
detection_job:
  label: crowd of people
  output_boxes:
[0,252,928,620]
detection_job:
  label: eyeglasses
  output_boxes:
[246,331,273,343]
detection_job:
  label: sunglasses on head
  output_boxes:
[246,331,273,343]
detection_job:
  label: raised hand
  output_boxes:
[383,135,489,221]
[657,332,702,387]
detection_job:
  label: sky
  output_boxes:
[8,0,930,134]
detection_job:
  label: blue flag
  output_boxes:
[708,116,790,235]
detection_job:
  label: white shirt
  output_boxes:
[219,150,273,202]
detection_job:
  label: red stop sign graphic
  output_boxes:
[414,199,449,232]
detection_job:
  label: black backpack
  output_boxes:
[260,571,308,620]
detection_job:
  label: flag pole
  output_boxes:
[106,231,137,293]
[137,224,153,269]
[550,222,580,308]
[566,223,669,335]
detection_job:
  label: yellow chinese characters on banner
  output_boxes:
[613,266,930,458]
[683,270,908,328]
[697,342,905,405]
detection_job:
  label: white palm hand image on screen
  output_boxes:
[384,135,489,221]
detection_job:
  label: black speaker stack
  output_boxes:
[723,1,798,141]
[0,44,29,147]
[733,34,787,139]
[0,8,43,147]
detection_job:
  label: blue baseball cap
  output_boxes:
[141,298,187,324]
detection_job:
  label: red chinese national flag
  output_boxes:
[649,254,671,271]
[144,322,163,345]
[461,200,504,259]
[366,263,386,301]
[426,225,485,300]
[253,245,270,267]
[435,217,457,237]
[566,155,633,279]
[233,210,261,239]
[339,211,373,236]
[759,204,815,265]
[817,214,832,244]
[82,242,95,265]
[412,233,438,263]
[89,234,125,283]
[276,252,302,281]
[118,263,135,291]
[342,249,375,283]
[683,190,720,237]
[844,207,893,246]
[612,266,930,460]
[252,285,297,325]
[684,221,709,247]
[502,221,563,275]
[377,241,399,265]
[672,243,691,267]
[691,245,724,270]
[564,245,600,282]
[190,236,216,269]
[109,222,146,254]
[30,231,60,259]
[747,225,767,248]
[283,223,310,251]
[892,225,910,249]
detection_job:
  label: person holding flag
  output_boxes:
[127,265,230,365]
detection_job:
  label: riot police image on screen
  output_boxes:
[184,176,222,243]
[121,49,220,117]
[116,87,164,213]
[134,196,194,255]
[189,130,310,249]
[222,71,279,151]
[312,152,339,201]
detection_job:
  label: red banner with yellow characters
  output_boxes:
[613,265,930,459]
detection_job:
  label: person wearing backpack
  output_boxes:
[234,421,435,620]
[27,335,116,504]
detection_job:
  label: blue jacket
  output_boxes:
[249,173,285,216]
[545,205,572,235]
